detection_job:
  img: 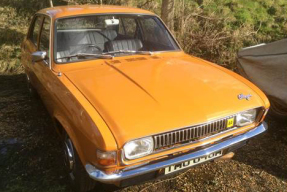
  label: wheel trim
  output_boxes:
[64,138,75,171]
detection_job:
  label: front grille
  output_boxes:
[153,115,236,151]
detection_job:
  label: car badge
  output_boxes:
[238,94,252,101]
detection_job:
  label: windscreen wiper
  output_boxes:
[103,50,153,55]
[57,53,114,61]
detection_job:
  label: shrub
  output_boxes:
[0,0,286,73]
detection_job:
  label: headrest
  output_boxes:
[105,39,143,52]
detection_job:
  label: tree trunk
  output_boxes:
[180,0,185,35]
[161,0,175,32]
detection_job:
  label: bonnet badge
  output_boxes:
[238,94,252,101]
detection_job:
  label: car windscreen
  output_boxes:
[54,14,180,63]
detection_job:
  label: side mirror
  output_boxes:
[31,51,47,62]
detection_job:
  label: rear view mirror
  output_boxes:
[105,18,119,26]
[31,51,47,62]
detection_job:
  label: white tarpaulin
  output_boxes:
[237,39,287,116]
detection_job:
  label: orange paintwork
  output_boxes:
[38,5,155,19]
[21,5,269,171]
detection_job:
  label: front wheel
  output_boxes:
[63,133,97,192]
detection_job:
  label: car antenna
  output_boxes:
[49,0,54,7]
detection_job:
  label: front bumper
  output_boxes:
[86,122,267,185]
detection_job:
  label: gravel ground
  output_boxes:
[0,73,287,192]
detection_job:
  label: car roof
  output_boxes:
[38,5,155,19]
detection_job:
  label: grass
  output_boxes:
[0,7,28,74]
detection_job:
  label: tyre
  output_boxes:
[63,133,98,192]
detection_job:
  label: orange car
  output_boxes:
[21,5,269,192]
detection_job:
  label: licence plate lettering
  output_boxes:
[227,117,235,128]
[164,151,223,175]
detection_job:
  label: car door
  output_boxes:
[31,16,57,111]
[22,15,43,91]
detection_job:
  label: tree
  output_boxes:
[161,0,175,32]
[122,0,133,6]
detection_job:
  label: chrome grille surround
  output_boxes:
[153,115,236,151]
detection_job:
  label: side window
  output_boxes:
[30,16,42,46]
[118,18,137,38]
[39,18,51,59]
[140,17,174,47]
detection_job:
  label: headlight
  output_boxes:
[236,109,257,127]
[123,137,154,160]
